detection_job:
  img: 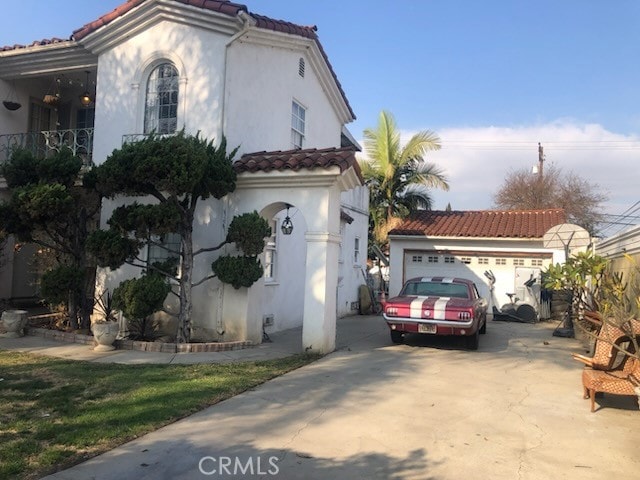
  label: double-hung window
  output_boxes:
[291,101,306,149]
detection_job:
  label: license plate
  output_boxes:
[418,323,437,334]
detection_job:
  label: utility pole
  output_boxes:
[537,142,544,179]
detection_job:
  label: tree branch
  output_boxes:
[194,239,227,256]
[192,274,217,288]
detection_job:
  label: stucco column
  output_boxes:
[302,232,341,353]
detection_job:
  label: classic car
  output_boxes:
[383,276,488,350]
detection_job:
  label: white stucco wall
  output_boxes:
[224,41,343,155]
[92,21,228,165]
[337,186,369,317]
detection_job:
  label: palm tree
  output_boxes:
[359,111,449,249]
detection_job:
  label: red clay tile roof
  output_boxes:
[0,0,354,119]
[0,38,69,52]
[234,147,363,181]
[72,0,249,40]
[388,209,567,239]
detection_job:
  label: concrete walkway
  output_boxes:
[3,316,639,479]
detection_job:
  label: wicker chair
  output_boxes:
[582,356,640,412]
[572,315,640,370]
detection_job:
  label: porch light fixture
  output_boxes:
[79,71,93,107]
[281,204,294,235]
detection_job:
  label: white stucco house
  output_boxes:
[387,209,570,317]
[0,0,369,353]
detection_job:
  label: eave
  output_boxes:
[78,0,243,54]
[0,42,96,79]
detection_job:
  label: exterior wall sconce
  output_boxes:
[79,71,94,107]
[281,204,294,235]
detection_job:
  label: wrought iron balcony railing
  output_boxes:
[0,128,94,167]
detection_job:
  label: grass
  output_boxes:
[0,350,319,479]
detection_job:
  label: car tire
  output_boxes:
[466,328,480,350]
[479,317,487,334]
[390,330,404,344]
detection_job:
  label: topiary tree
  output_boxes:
[86,131,270,343]
[0,147,100,329]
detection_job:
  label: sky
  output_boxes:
[2,0,639,235]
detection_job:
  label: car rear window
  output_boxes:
[401,281,470,299]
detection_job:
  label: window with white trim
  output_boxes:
[291,101,306,149]
[513,258,525,266]
[427,256,439,263]
[531,259,543,267]
[460,257,472,264]
[444,256,455,264]
[354,237,360,264]
[412,255,423,263]
[264,219,277,281]
[478,258,489,265]
[495,258,507,265]
[144,63,179,134]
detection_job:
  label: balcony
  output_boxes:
[0,128,94,167]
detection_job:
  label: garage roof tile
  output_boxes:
[389,209,566,239]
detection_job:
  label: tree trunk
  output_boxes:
[176,225,193,343]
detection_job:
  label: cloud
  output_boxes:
[395,121,640,216]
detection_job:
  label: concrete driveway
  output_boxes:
[43,316,639,480]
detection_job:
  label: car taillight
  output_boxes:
[386,307,398,316]
[458,311,472,320]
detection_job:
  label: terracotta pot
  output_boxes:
[91,321,119,351]
[0,310,29,338]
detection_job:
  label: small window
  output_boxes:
[427,256,439,263]
[264,219,277,281]
[460,257,472,264]
[531,259,543,267]
[298,58,305,77]
[513,258,525,266]
[354,237,360,264]
[478,258,489,265]
[412,255,423,263]
[444,256,455,264]
[291,101,306,149]
[495,258,507,266]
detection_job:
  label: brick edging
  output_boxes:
[26,327,254,352]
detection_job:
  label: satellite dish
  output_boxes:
[543,223,590,256]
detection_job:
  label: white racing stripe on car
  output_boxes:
[410,298,424,318]
[433,297,450,320]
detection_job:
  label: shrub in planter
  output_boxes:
[112,273,171,341]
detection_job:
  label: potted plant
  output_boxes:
[544,252,640,361]
[91,289,119,351]
[0,309,29,338]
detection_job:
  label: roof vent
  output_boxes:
[298,57,305,77]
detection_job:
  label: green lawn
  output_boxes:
[0,350,319,479]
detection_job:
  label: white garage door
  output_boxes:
[403,250,549,311]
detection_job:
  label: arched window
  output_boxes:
[144,63,179,134]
